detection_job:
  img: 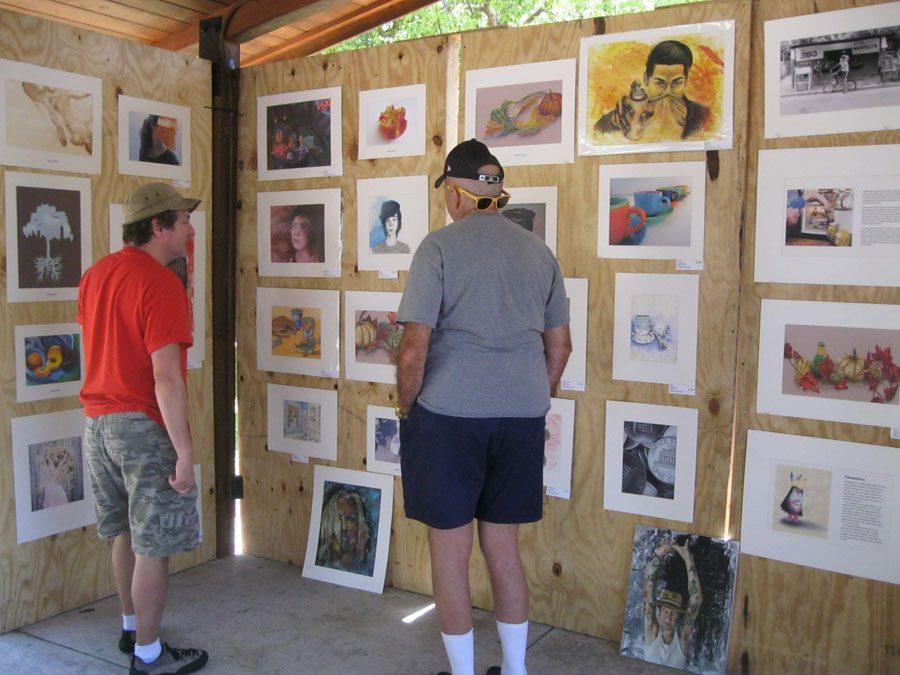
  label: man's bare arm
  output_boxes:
[151,342,195,493]
[396,322,432,413]
[677,544,703,652]
[543,323,572,393]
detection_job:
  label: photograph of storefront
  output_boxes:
[779,26,900,115]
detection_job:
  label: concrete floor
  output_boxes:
[0,555,672,674]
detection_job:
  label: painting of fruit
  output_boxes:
[24,334,80,386]
[355,310,404,365]
[377,105,408,140]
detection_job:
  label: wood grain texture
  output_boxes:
[237,0,752,646]
[0,8,216,634]
[727,1,900,673]
[236,36,450,583]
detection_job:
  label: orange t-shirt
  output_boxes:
[77,247,193,428]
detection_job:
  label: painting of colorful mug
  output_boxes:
[610,196,646,245]
[634,191,671,216]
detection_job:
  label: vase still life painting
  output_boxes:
[579,21,735,155]
[271,306,322,360]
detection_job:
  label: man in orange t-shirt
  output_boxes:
[78,183,208,675]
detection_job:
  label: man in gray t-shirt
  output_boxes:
[396,139,571,675]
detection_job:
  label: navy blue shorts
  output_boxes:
[399,404,545,530]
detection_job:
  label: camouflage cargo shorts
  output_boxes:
[84,412,200,557]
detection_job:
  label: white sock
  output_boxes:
[134,639,162,664]
[122,614,136,631]
[441,629,474,675]
[497,619,528,675]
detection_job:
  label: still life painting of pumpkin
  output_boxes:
[474,80,564,148]
[25,333,80,388]
[355,310,404,365]
[782,324,900,405]
[582,22,733,151]
[271,306,322,360]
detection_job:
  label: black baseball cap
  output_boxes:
[434,138,505,188]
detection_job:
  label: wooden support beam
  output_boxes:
[240,0,438,66]
[154,0,339,51]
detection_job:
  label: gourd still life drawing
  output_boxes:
[484,90,562,139]
[355,312,404,364]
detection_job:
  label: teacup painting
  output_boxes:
[633,190,671,216]
[609,195,646,245]
[630,294,678,364]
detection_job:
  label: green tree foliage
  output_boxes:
[324,0,702,54]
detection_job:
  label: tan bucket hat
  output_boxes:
[123,182,200,225]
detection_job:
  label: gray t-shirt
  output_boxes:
[397,212,569,418]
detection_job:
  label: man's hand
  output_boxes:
[168,457,195,493]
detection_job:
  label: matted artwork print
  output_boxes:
[579,21,735,155]
[465,58,576,166]
[742,430,899,584]
[560,278,589,392]
[366,405,401,477]
[256,287,340,378]
[620,526,740,674]
[0,58,102,174]
[356,175,429,273]
[266,384,338,461]
[543,397,575,493]
[344,291,404,384]
[764,2,900,139]
[757,299,900,428]
[109,205,207,368]
[605,401,698,522]
[598,161,706,263]
[257,188,342,278]
[501,186,558,254]
[754,144,900,287]
[117,95,191,181]
[11,408,95,544]
[358,84,426,160]
[302,465,395,593]
[613,273,699,388]
[5,171,91,302]
[15,323,84,403]
[257,87,342,180]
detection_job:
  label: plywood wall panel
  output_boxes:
[236,36,450,588]
[0,8,215,633]
[727,1,900,673]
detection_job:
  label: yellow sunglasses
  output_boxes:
[451,186,511,210]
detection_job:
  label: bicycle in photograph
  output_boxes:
[823,67,857,94]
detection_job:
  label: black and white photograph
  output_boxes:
[620,526,740,674]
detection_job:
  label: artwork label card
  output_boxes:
[266,384,338,460]
[356,175,429,272]
[12,408,95,544]
[598,161,706,262]
[303,465,395,593]
[257,87,342,180]
[465,59,576,166]
[366,405,401,476]
[620,525,739,674]
[543,397,575,493]
[345,291,404,384]
[256,287,340,378]
[358,84,426,159]
[560,278,588,391]
[501,186,558,254]
[613,273,699,388]
[0,59,102,174]
[754,144,900,287]
[757,299,900,428]
[604,401,698,522]
[15,323,84,403]
[5,171,91,302]
[742,430,899,584]
[579,21,735,155]
[257,189,342,278]
[117,95,191,181]
[765,3,900,138]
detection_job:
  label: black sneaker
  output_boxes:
[129,643,208,674]
[119,629,136,654]
[485,668,501,675]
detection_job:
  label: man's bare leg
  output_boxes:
[429,523,475,675]
[133,554,169,646]
[478,522,527,622]
[479,521,529,675]
[112,533,136,615]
